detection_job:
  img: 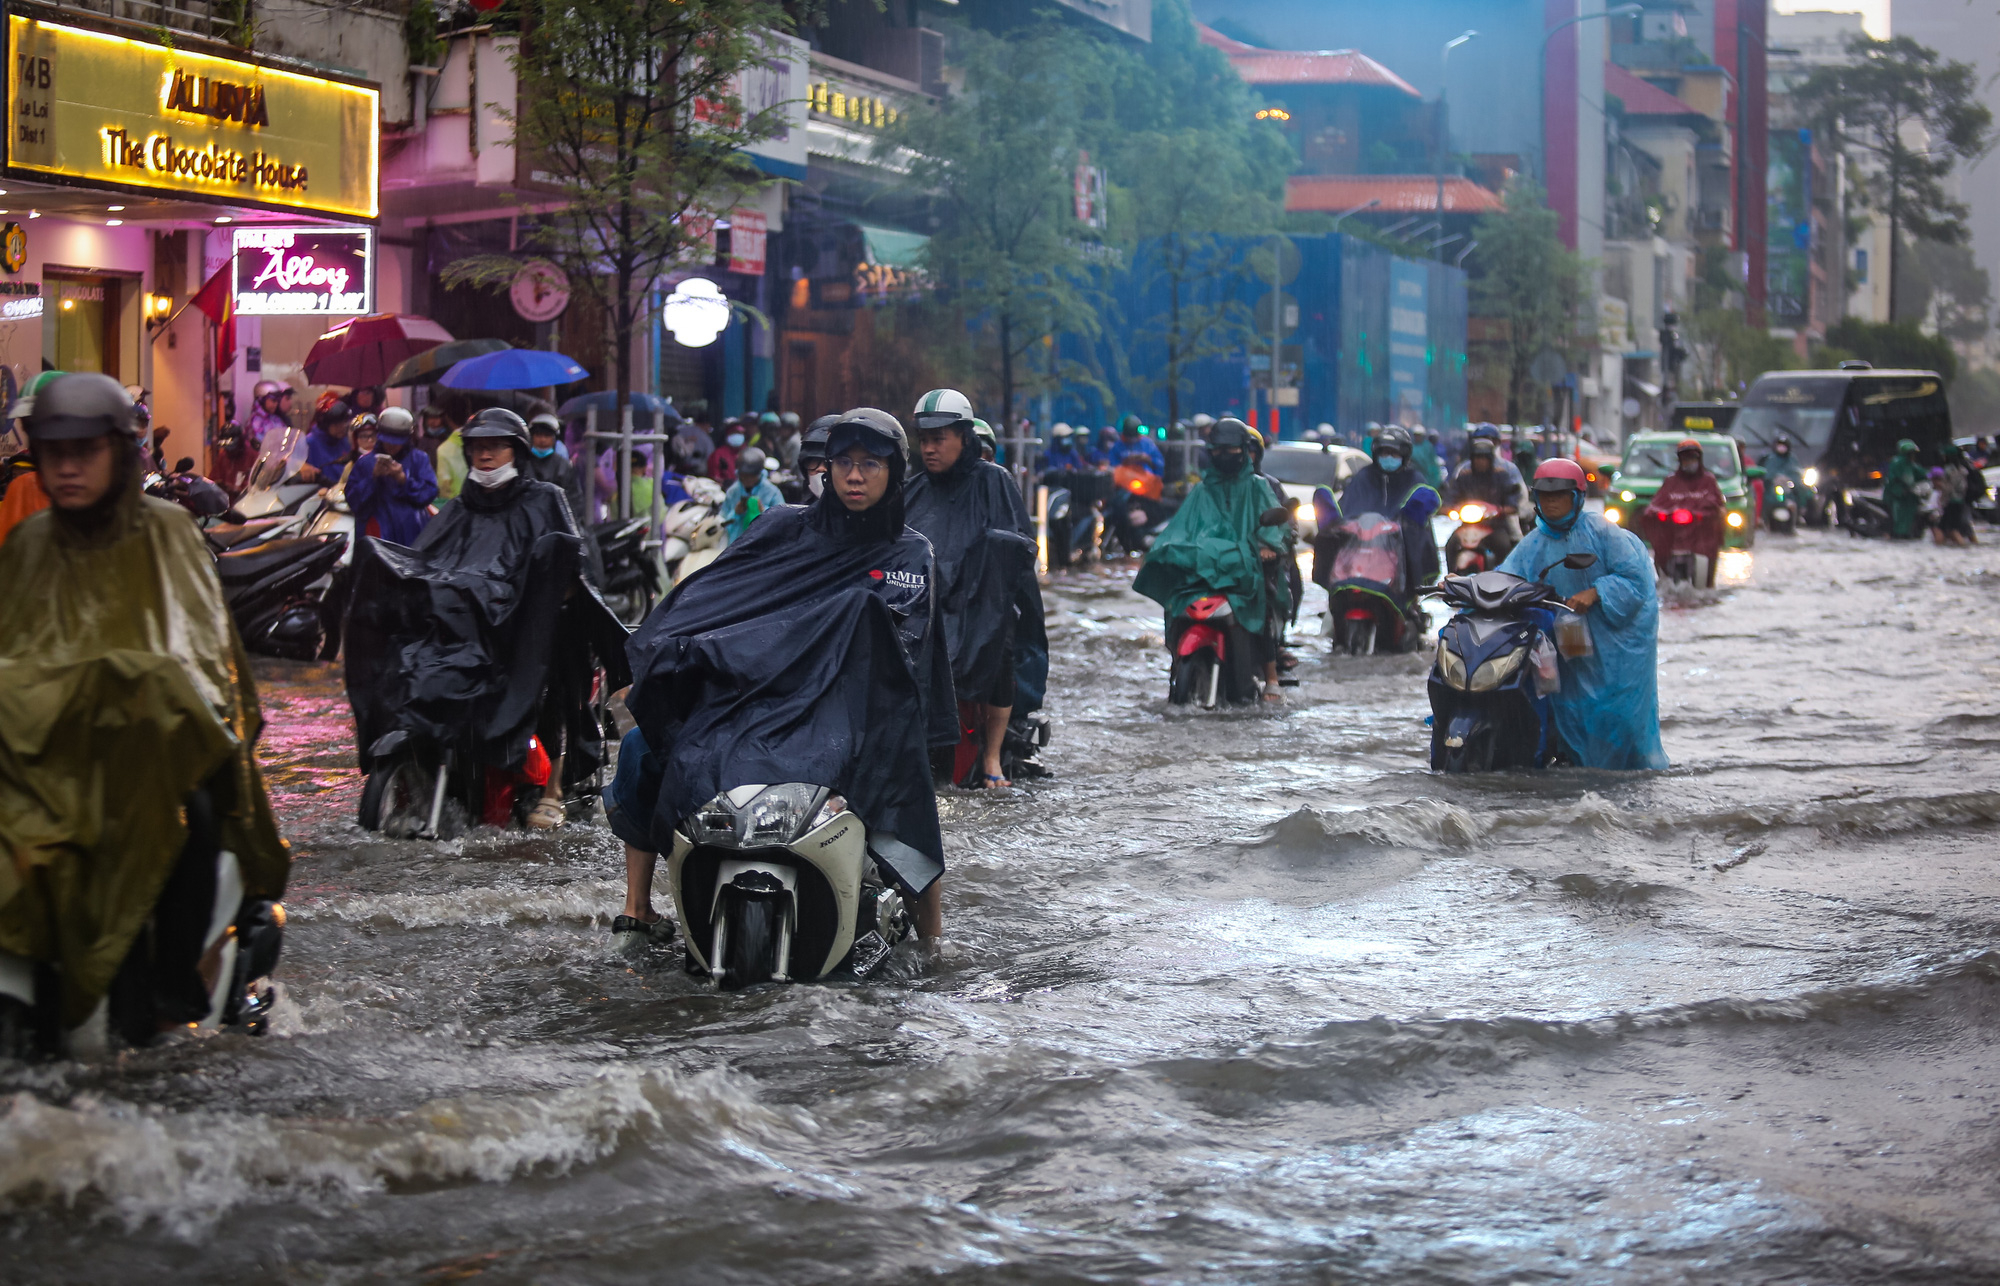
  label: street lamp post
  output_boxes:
[1536,4,1643,188]
[1332,197,1381,235]
[1436,30,1478,259]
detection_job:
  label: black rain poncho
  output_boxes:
[625,492,956,893]
[903,450,1047,710]
[0,478,288,1025]
[343,477,629,774]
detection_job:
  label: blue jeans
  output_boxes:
[604,726,662,853]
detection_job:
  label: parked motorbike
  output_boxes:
[1425,552,1598,773]
[1441,500,1513,573]
[1836,489,1894,540]
[1322,512,1427,655]
[1166,594,1262,707]
[668,783,929,987]
[214,531,349,660]
[594,515,661,626]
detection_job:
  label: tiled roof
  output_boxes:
[1198,24,1422,96]
[1286,174,1506,214]
[1605,62,1704,117]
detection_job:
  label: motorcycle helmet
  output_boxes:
[377,407,415,435]
[1371,424,1413,467]
[1409,424,1428,442]
[1772,433,1791,453]
[26,372,138,441]
[1470,422,1501,443]
[799,414,838,468]
[971,417,998,458]
[1120,413,1143,438]
[1469,436,1498,458]
[1190,413,1217,435]
[1051,422,1073,443]
[780,411,801,434]
[913,387,975,433]
[462,406,532,453]
[829,406,908,458]
[1677,437,1703,455]
[1530,458,1589,493]
[253,379,284,409]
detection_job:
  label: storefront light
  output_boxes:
[107,205,123,211]
[106,219,123,226]
[214,215,232,224]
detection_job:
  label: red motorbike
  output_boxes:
[1167,594,1260,708]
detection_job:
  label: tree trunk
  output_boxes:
[999,310,1014,432]
[1886,157,1901,324]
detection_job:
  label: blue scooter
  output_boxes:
[1425,552,1596,772]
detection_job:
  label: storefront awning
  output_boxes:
[860,225,928,270]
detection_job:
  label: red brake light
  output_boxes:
[1671,508,1694,525]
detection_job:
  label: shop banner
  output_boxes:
[1765,128,1811,328]
[232,227,372,315]
[727,209,767,276]
[5,15,379,219]
[1389,258,1429,425]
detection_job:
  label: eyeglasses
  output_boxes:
[830,456,888,476]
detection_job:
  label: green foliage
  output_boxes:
[1895,236,1992,343]
[476,0,789,403]
[1685,308,1798,397]
[889,22,1099,426]
[405,0,445,68]
[1821,318,1959,382]
[1793,36,1993,319]
[1465,184,1588,422]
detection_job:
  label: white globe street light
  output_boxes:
[664,277,730,347]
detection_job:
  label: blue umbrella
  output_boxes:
[439,347,588,390]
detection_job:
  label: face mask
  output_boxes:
[726,433,746,448]
[1212,452,1245,477]
[1377,454,1404,472]
[469,462,518,489]
[1680,460,1700,476]
[808,471,826,498]
[531,446,556,458]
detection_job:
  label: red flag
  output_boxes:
[190,261,235,372]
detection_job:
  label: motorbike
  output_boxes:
[357,709,612,840]
[1441,500,1513,574]
[0,831,285,1058]
[214,530,349,660]
[1765,476,1801,534]
[1425,552,1598,773]
[667,783,927,987]
[1646,500,1718,586]
[594,514,662,626]
[1321,512,1427,655]
[1835,489,1895,539]
[1167,594,1262,707]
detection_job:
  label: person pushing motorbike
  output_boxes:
[0,374,289,1054]
[905,388,1046,789]
[1494,459,1667,770]
[1134,418,1291,702]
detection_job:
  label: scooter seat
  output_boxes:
[215,534,341,583]
[206,518,290,549]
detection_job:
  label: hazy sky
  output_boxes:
[1772,0,1891,38]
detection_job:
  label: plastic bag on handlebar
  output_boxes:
[1555,611,1593,659]
[1532,632,1562,695]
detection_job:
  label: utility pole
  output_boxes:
[1436,30,1478,259]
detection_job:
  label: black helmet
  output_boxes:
[463,406,531,449]
[26,372,137,441]
[1469,436,1497,457]
[1208,418,1252,451]
[1120,413,1142,437]
[1773,433,1791,451]
[799,413,838,465]
[1371,424,1413,459]
[828,407,907,458]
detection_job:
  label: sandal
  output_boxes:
[526,797,566,830]
[612,913,675,955]
[981,773,1012,790]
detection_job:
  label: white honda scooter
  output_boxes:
[667,784,936,987]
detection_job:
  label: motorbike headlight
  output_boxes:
[1726,511,1744,528]
[1469,647,1527,692]
[1459,503,1485,523]
[686,795,740,846]
[1802,468,1819,488]
[745,783,826,846]
[1604,506,1622,524]
[1437,637,1469,690]
[1620,490,1636,502]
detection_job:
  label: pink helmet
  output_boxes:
[1530,457,1588,492]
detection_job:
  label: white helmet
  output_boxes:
[913,388,974,432]
[376,406,415,434]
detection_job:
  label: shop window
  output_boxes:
[46,273,128,378]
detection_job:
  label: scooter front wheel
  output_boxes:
[715,888,785,989]
[359,753,427,834]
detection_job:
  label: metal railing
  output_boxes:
[46,0,239,42]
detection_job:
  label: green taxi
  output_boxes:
[1600,431,1758,549]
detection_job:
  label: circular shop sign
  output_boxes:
[2,223,27,274]
[509,260,571,323]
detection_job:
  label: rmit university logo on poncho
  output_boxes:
[872,569,924,591]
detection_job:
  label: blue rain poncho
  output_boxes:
[1496,510,1668,771]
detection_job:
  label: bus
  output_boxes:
[1733,367,1951,491]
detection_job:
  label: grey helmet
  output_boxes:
[26,372,138,441]
[799,414,839,466]
[462,406,532,451]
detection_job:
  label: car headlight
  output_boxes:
[1604,506,1622,524]
[1802,468,1819,487]
[1437,637,1469,690]
[1469,646,1527,692]
[1620,490,1636,502]
[1726,511,1744,528]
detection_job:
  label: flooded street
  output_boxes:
[7,528,2000,1284]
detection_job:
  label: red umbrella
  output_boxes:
[302,313,455,388]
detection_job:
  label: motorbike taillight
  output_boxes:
[1671,508,1694,525]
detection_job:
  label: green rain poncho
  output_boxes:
[1133,466,1291,633]
[0,480,287,1024]
[1883,439,1924,539]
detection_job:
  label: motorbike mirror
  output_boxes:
[1258,507,1291,527]
[1562,552,1598,570]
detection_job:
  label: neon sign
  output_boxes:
[232,227,373,316]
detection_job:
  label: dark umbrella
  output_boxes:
[303,314,455,388]
[440,348,589,391]
[384,338,512,388]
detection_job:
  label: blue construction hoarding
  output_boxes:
[1052,232,1467,439]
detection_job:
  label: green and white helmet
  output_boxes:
[913,387,975,432]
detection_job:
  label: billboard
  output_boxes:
[1766,128,1812,327]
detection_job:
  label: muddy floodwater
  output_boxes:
[6,529,2000,1284]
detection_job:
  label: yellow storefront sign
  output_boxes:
[5,15,378,219]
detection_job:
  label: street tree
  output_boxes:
[445,0,790,417]
[1465,185,1587,422]
[891,24,1098,428]
[1794,36,1992,322]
